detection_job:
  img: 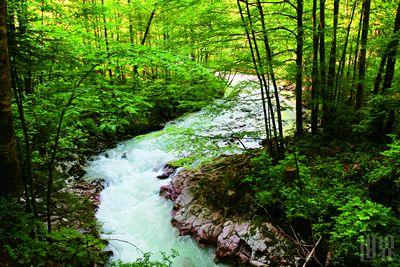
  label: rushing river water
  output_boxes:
[85,75,295,266]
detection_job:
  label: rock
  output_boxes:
[64,177,105,211]
[159,159,295,266]
[157,164,178,179]
[196,223,214,244]
[249,260,268,267]
[67,163,86,179]
[236,241,252,263]
[212,224,223,242]
[216,233,241,258]
[159,185,171,199]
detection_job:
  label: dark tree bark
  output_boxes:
[311,0,319,134]
[382,2,400,93]
[7,4,37,216]
[101,0,113,80]
[378,3,400,133]
[256,0,285,157]
[46,61,102,232]
[237,0,270,141]
[374,54,387,94]
[133,2,158,74]
[141,2,157,46]
[373,3,400,95]
[128,0,134,46]
[323,0,339,127]
[335,0,357,102]
[237,0,284,159]
[0,0,21,197]
[349,9,363,105]
[319,0,327,120]
[355,0,371,110]
[295,0,304,136]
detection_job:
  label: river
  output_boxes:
[85,75,295,266]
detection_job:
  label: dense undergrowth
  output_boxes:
[192,133,400,266]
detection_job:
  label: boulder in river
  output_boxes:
[157,164,178,179]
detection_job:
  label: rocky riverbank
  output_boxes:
[160,154,297,266]
[57,157,105,210]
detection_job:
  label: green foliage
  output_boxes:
[382,135,400,164]
[355,94,399,137]
[330,197,399,265]
[238,138,400,265]
[0,198,108,266]
[111,249,179,267]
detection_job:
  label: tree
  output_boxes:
[355,0,371,110]
[324,0,339,128]
[0,0,20,197]
[295,0,304,136]
[382,2,400,93]
[319,0,327,122]
[310,0,319,134]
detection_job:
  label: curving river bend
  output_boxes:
[85,75,295,266]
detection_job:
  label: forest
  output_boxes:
[0,0,399,266]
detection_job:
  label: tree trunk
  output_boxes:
[128,0,134,45]
[101,0,112,80]
[311,0,319,134]
[256,0,285,157]
[335,1,357,102]
[324,0,339,127]
[373,54,387,94]
[141,3,157,46]
[382,2,400,93]
[0,0,21,197]
[355,0,371,110]
[295,0,304,136]
[238,0,273,141]
[319,0,327,122]
[133,2,158,74]
[349,9,363,105]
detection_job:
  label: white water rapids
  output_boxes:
[85,75,295,266]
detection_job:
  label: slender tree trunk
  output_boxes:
[380,3,400,133]
[311,0,319,134]
[319,0,327,122]
[0,0,21,197]
[324,0,339,127]
[101,0,112,80]
[46,61,102,232]
[374,54,387,94]
[17,0,33,94]
[335,1,357,102]
[349,9,363,104]
[382,2,400,93]
[355,0,371,110]
[295,0,304,136]
[141,3,157,46]
[12,68,37,218]
[256,0,284,156]
[133,2,158,74]
[128,0,134,45]
[238,0,272,141]
[7,6,37,216]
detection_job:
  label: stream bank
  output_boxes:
[84,74,296,265]
[160,153,297,266]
